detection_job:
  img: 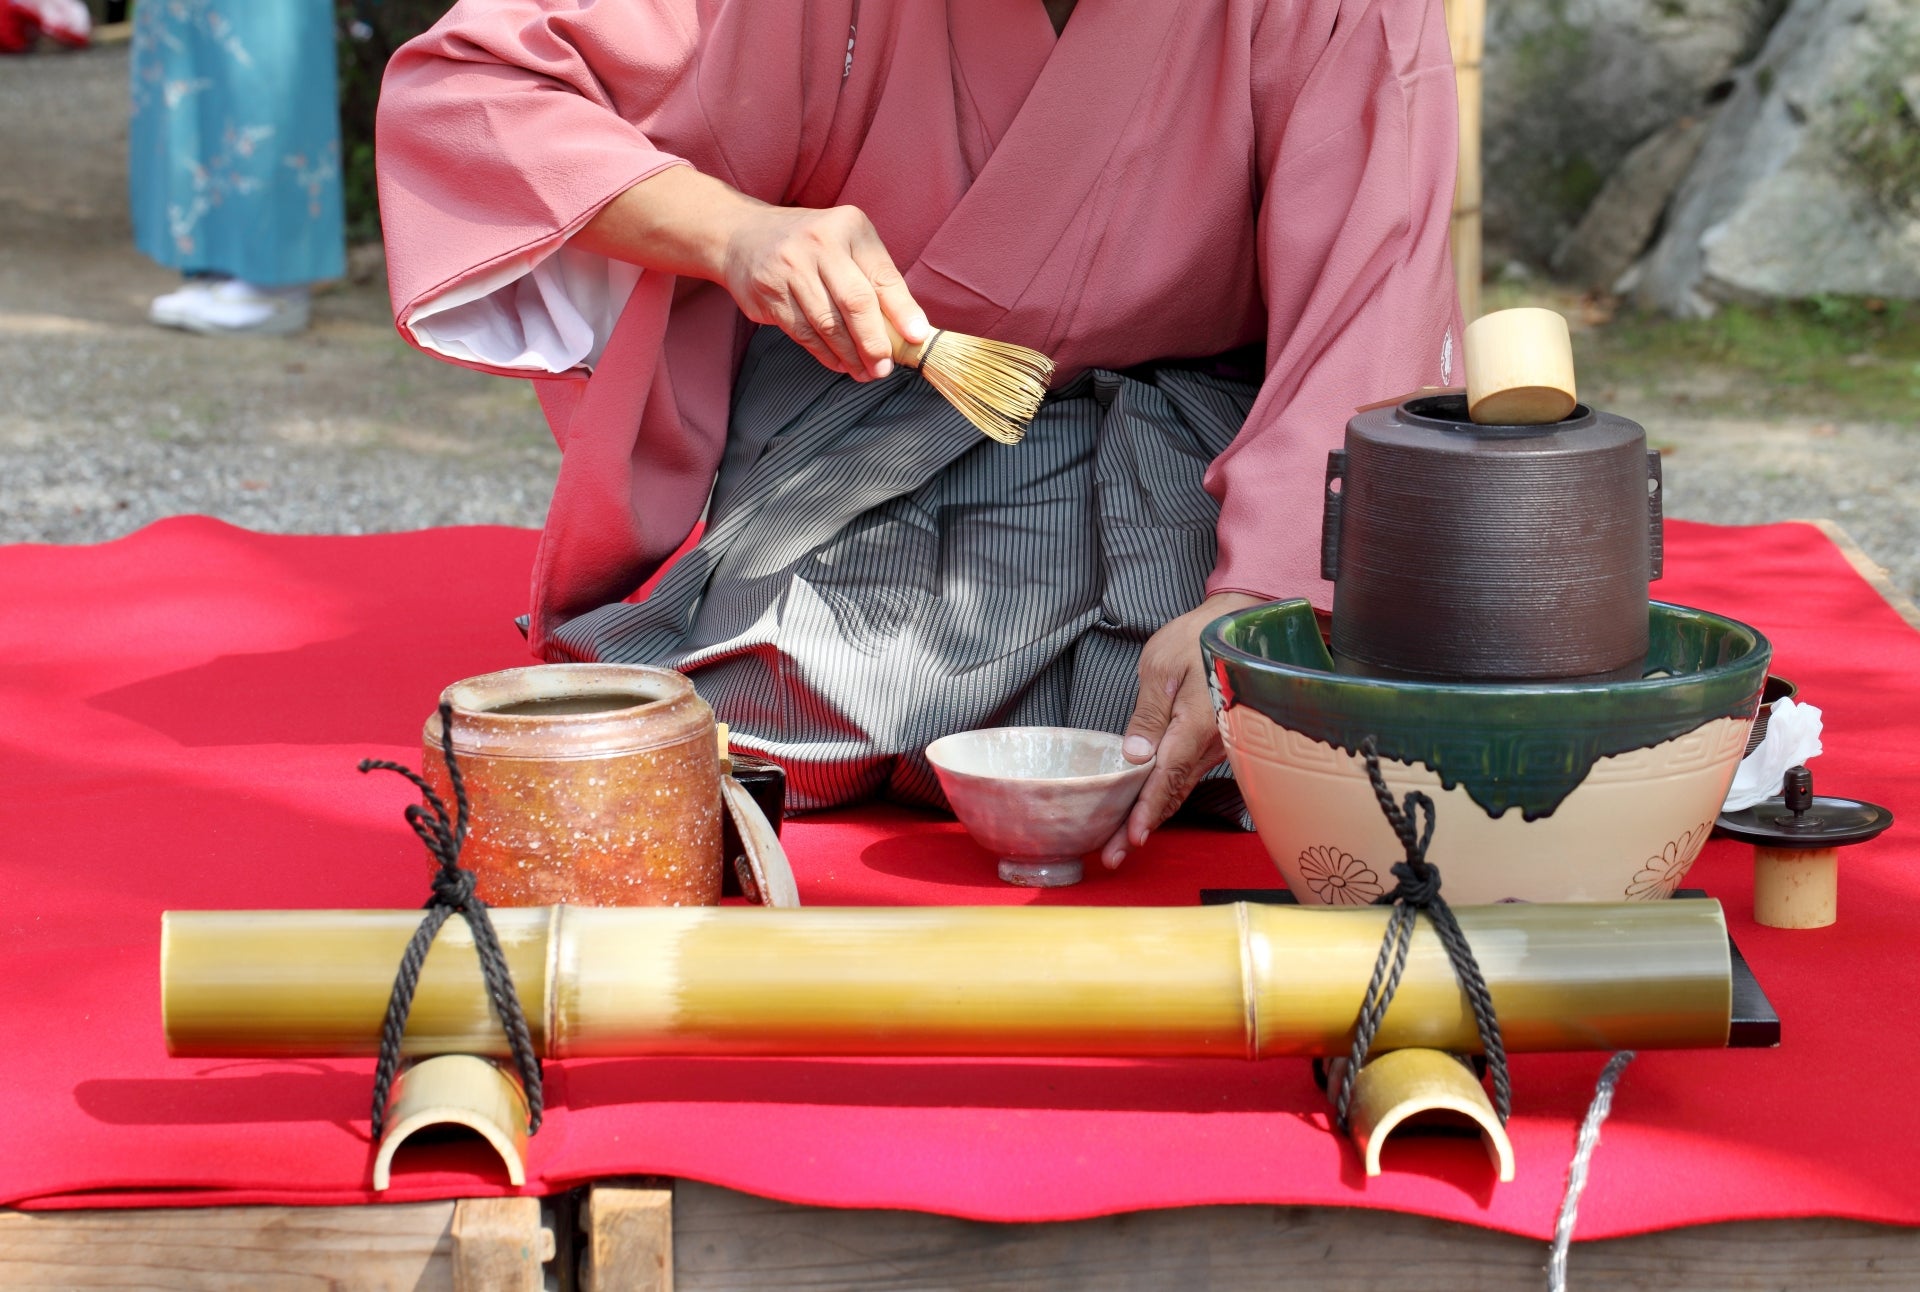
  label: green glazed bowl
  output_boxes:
[1200,601,1770,905]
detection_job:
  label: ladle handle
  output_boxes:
[1321,451,1347,582]
[1647,450,1665,581]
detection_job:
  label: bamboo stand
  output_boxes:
[1447,0,1486,323]
[162,901,1734,1060]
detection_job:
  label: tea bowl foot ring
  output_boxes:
[997,857,1084,888]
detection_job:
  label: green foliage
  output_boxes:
[1490,4,1622,260]
[1831,30,1920,219]
[1551,156,1606,217]
[335,1,455,242]
[1581,297,1920,426]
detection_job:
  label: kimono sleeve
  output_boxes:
[375,0,699,376]
[1204,0,1464,605]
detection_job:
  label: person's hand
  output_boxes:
[719,202,931,382]
[575,168,931,382]
[1100,590,1265,869]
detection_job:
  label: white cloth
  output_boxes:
[1723,697,1824,812]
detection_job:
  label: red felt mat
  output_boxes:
[2,517,1917,1239]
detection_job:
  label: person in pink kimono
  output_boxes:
[377,0,1462,867]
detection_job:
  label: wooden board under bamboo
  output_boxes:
[163,901,1732,1060]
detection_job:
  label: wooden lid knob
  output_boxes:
[1464,307,1577,425]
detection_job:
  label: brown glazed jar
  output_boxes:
[1320,393,1664,681]
[422,664,723,907]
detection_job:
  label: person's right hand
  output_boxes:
[576,168,933,383]
[718,202,931,382]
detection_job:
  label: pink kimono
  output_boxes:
[378,0,1463,660]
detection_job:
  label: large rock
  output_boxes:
[1629,0,1920,315]
[1552,113,1712,289]
[1484,0,1785,264]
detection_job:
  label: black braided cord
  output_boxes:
[1331,736,1511,1135]
[358,703,544,1138]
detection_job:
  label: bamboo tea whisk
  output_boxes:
[888,322,1054,445]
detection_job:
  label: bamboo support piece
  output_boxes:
[163,901,1733,1061]
[372,1055,530,1192]
[1332,1049,1515,1182]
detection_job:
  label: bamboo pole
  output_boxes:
[163,901,1732,1060]
[1447,0,1486,322]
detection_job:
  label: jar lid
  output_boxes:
[1715,766,1894,849]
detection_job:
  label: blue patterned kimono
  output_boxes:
[129,0,346,286]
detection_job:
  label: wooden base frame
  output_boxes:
[0,1196,556,1291]
[8,1184,1920,1290]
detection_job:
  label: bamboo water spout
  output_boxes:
[164,901,1732,1060]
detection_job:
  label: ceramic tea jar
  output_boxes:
[422,664,723,907]
[1322,393,1664,680]
[1201,599,1770,905]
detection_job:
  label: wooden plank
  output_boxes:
[1446,0,1483,323]
[1452,64,1483,214]
[1802,518,1920,633]
[451,1196,552,1292]
[1445,0,1485,68]
[0,1200,456,1290]
[1451,211,1482,325]
[583,1183,674,1292]
[670,1181,1920,1291]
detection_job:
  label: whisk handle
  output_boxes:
[886,321,936,370]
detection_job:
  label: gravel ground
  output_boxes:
[2,42,1915,606]
[0,42,556,544]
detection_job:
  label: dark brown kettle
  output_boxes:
[1320,393,1664,681]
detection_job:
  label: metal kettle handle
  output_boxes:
[1321,450,1347,582]
[1647,450,1664,582]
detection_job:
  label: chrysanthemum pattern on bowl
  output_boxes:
[1625,823,1714,901]
[1297,846,1385,905]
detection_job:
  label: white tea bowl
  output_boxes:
[925,727,1153,887]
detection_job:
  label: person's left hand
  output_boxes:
[1100,590,1266,869]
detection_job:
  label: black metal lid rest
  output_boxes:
[1715,766,1895,849]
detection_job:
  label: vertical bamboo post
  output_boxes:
[1446,0,1486,324]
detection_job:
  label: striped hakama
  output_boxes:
[551,331,1259,816]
